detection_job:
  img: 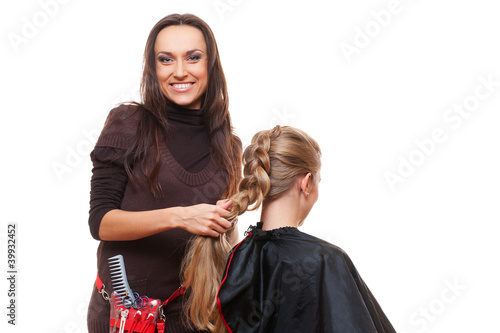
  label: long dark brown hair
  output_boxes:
[124,13,242,197]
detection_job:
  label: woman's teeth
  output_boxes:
[172,83,192,89]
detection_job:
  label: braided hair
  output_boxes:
[181,125,321,332]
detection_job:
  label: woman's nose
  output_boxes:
[174,62,187,79]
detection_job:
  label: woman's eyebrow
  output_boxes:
[156,49,205,57]
[156,51,173,57]
[186,49,205,54]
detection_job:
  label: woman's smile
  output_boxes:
[170,82,195,92]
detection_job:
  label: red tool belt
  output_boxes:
[96,273,185,333]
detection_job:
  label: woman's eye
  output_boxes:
[187,54,201,61]
[158,57,172,63]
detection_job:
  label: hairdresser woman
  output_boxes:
[86,14,242,332]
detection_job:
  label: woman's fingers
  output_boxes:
[216,199,232,211]
[180,203,233,237]
[193,217,228,237]
[194,218,221,237]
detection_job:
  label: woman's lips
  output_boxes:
[170,82,194,92]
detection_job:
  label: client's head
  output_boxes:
[227,125,322,224]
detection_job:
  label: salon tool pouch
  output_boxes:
[109,292,160,333]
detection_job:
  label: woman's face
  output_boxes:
[154,25,208,109]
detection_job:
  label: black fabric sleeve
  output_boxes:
[343,252,397,333]
[88,147,128,240]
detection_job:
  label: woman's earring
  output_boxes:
[306,192,310,196]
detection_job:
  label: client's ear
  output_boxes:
[299,173,313,197]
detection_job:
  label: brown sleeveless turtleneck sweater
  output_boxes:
[87,103,226,333]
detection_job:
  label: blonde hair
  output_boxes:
[181,125,321,332]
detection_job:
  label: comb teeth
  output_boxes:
[108,255,135,305]
[111,291,124,309]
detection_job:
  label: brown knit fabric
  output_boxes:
[87,104,225,333]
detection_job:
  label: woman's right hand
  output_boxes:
[174,200,233,237]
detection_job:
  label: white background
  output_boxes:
[1,0,499,332]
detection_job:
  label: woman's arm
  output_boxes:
[98,201,233,241]
[89,146,233,241]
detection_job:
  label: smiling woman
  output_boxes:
[155,25,209,109]
[86,13,242,333]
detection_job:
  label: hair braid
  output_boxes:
[181,125,321,332]
[226,126,281,222]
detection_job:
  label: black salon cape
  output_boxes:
[217,223,396,333]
